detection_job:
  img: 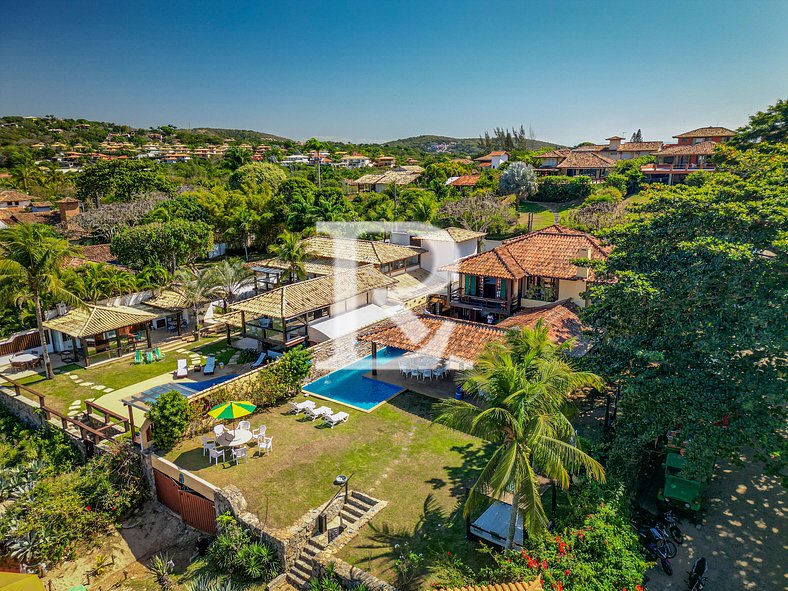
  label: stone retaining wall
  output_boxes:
[312,557,398,591]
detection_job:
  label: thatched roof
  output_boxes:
[43,304,158,338]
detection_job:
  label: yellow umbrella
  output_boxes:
[208,401,257,422]
[0,574,46,591]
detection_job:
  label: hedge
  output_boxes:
[533,176,593,202]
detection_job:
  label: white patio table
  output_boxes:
[216,429,253,448]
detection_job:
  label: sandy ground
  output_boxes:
[646,454,786,591]
[42,501,201,590]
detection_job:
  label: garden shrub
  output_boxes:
[148,389,190,450]
[685,170,713,187]
[236,348,259,364]
[612,156,654,195]
[583,187,623,206]
[207,513,279,581]
[533,176,593,202]
[603,173,627,194]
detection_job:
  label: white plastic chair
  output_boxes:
[232,447,248,464]
[252,425,266,440]
[208,448,225,465]
[237,420,251,432]
[213,424,225,438]
[258,436,273,456]
[201,435,216,456]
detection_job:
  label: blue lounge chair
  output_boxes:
[267,350,283,360]
[154,347,164,361]
[204,355,216,375]
[145,351,154,364]
[134,350,143,365]
[250,351,266,368]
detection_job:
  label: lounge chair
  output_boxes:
[154,347,164,361]
[287,400,316,415]
[176,358,188,378]
[323,411,350,428]
[145,351,154,364]
[305,405,332,421]
[267,350,283,359]
[204,355,216,375]
[250,351,266,368]
[134,350,143,365]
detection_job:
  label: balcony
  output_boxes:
[450,288,512,313]
[642,163,716,174]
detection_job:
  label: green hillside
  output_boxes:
[383,134,562,154]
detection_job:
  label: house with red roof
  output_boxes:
[640,126,735,185]
[474,150,509,169]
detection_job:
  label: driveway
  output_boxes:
[647,454,786,590]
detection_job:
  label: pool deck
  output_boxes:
[362,358,458,400]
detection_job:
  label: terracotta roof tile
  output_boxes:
[657,141,718,156]
[555,152,615,169]
[617,141,663,152]
[673,126,735,139]
[413,227,486,243]
[497,300,584,344]
[449,174,481,187]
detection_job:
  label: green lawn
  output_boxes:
[167,392,494,588]
[1,335,229,414]
[517,202,555,230]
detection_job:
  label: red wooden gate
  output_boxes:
[153,470,217,534]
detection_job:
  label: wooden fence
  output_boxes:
[153,469,217,534]
[0,331,42,357]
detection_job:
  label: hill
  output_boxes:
[185,127,293,145]
[383,134,562,155]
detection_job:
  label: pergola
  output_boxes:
[358,314,508,375]
[43,304,159,367]
[143,289,190,334]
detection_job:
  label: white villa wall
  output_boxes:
[557,279,588,306]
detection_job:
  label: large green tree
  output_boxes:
[110,220,213,273]
[228,162,287,192]
[729,98,787,148]
[584,142,787,481]
[75,159,175,206]
[434,322,605,548]
[0,224,81,379]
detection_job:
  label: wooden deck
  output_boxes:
[362,358,459,400]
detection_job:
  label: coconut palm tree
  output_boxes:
[210,258,255,310]
[433,320,605,548]
[0,223,82,379]
[225,208,259,260]
[172,267,218,340]
[269,230,306,283]
[136,263,170,293]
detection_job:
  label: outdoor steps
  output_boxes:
[287,538,325,588]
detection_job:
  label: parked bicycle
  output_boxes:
[687,556,708,590]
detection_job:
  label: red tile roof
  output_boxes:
[657,141,717,156]
[555,152,615,169]
[497,300,584,344]
[674,126,735,139]
[617,141,663,152]
[475,151,509,161]
[442,579,543,591]
[450,174,481,187]
[441,225,609,281]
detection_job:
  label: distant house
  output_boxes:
[640,126,735,185]
[0,198,82,235]
[375,156,396,168]
[339,154,372,169]
[0,190,33,209]
[281,154,309,165]
[445,174,481,190]
[536,150,614,180]
[161,153,191,163]
[562,136,663,161]
[353,169,422,193]
[614,141,664,160]
[474,151,509,169]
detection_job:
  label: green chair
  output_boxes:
[134,350,143,365]
[154,347,164,361]
[145,351,154,364]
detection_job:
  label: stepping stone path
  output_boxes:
[81,382,93,387]
[69,375,79,380]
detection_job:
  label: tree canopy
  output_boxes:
[110,220,213,273]
[75,159,175,205]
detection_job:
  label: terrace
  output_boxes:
[166,391,495,586]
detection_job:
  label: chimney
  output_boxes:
[606,136,623,150]
[58,198,80,229]
[576,247,592,279]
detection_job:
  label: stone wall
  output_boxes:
[312,557,398,591]
[309,333,372,381]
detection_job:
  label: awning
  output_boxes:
[308,304,403,343]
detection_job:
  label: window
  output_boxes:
[522,276,558,302]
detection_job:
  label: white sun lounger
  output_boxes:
[305,405,332,421]
[251,352,266,368]
[323,411,350,428]
[176,358,188,378]
[288,400,316,414]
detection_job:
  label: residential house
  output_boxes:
[0,197,81,232]
[445,175,481,190]
[281,154,309,165]
[439,225,610,322]
[375,156,396,168]
[0,190,33,209]
[640,126,734,185]
[339,153,373,169]
[615,141,664,160]
[474,151,509,169]
[352,169,422,193]
[536,149,615,179]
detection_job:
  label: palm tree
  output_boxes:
[210,258,255,310]
[225,209,259,260]
[10,156,43,193]
[172,267,218,340]
[433,320,605,548]
[269,231,306,283]
[0,224,82,379]
[136,264,170,293]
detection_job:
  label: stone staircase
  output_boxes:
[286,491,379,589]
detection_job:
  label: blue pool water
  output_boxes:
[139,374,238,405]
[302,348,405,411]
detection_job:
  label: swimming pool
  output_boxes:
[302,348,405,412]
[134,374,238,407]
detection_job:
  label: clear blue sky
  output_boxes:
[1,0,786,145]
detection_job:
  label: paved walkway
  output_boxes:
[647,453,786,590]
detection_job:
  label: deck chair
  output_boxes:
[154,347,164,361]
[250,351,266,368]
[204,355,216,375]
[305,405,332,421]
[176,358,188,378]
[323,411,350,428]
[287,400,316,415]
[134,350,143,365]
[145,351,154,364]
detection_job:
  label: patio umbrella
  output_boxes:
[0,574,46,591]
[208,401,257,428]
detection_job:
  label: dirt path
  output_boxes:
[647,454,786,590]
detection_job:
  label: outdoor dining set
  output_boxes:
[397,354,449,380]
[201,401,272,465]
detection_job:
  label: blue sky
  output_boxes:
[1,1,786,145]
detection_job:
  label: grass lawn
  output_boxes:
[0,335,230,414]
[167,392,495,588]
